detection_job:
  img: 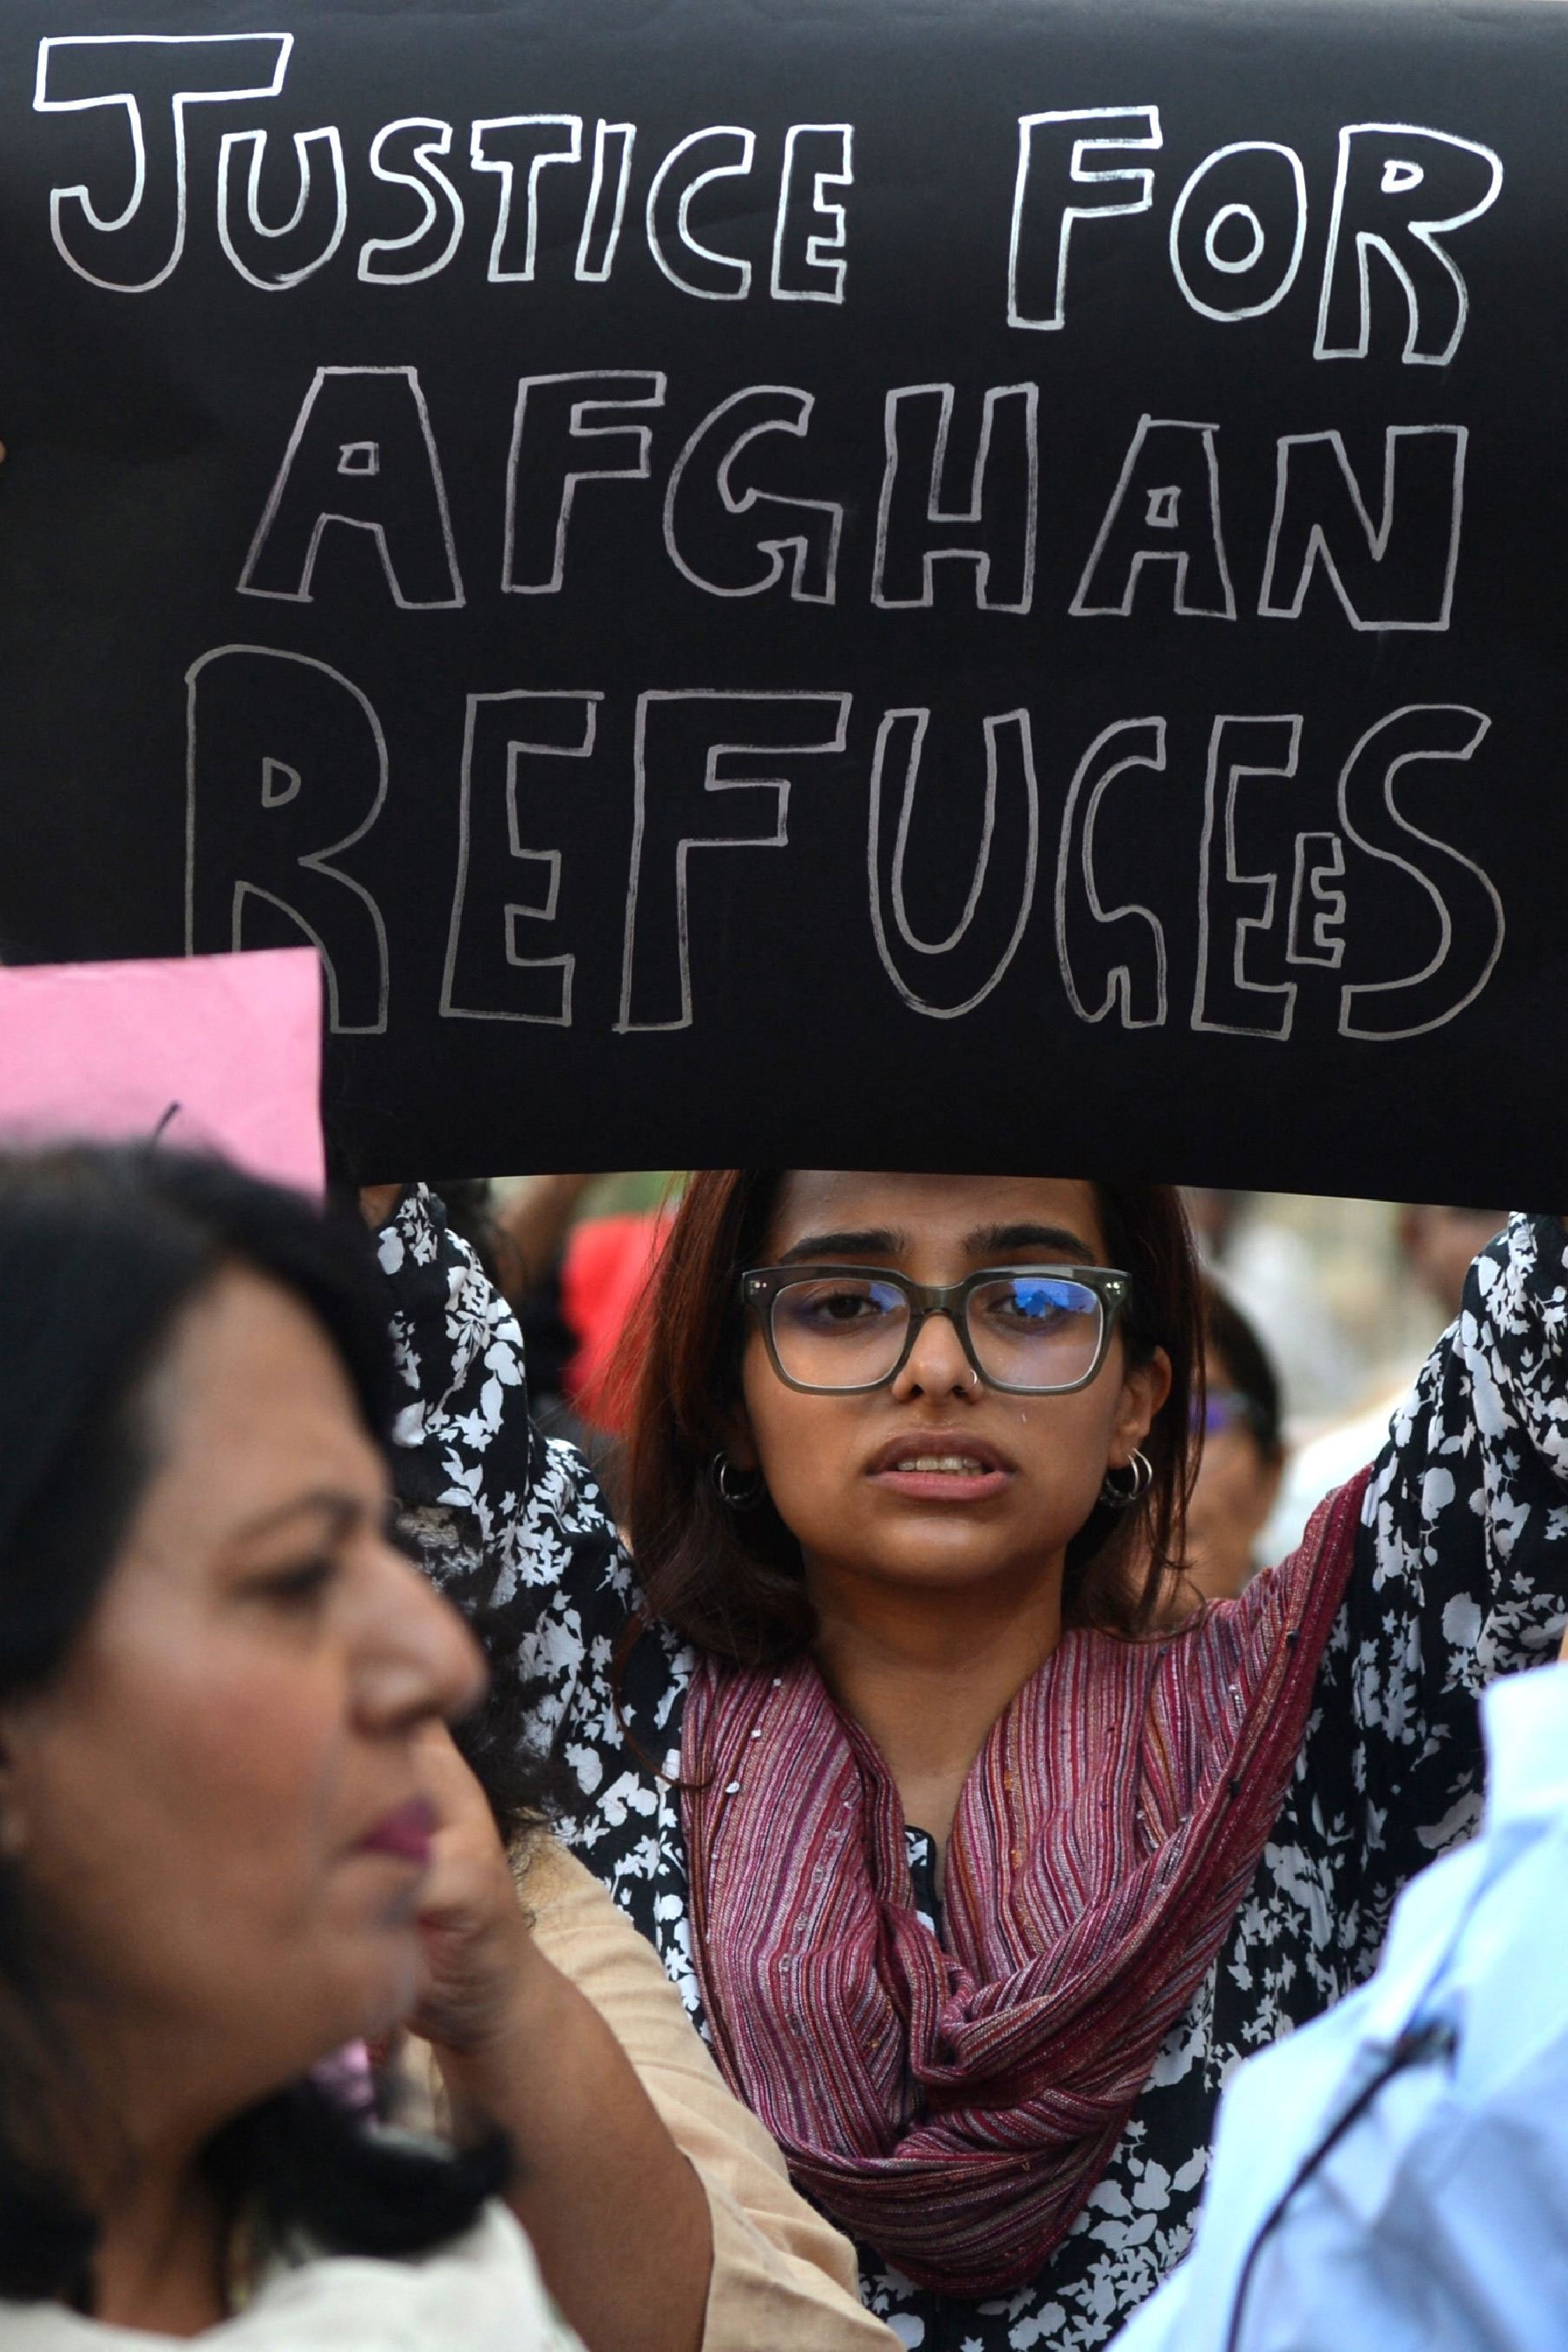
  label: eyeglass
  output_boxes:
[1191,1389,1270,1442]
[739,1263,1132,1396]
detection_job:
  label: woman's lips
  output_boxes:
[356,1797,438,1867]
[866,1435,1014,1503]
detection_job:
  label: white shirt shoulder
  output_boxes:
[0,2202,583,2352]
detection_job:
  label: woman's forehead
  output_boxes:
[127,1268,384,1551]
[764,1171,1105,1258]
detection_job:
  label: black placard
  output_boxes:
[0,0,1562,1192]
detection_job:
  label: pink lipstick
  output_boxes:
[356,1797,437,1867]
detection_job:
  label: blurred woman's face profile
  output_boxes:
[0,1265,484,2117]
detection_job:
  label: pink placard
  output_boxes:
[0,948,324,1195]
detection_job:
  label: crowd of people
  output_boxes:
[0,1141,1565,2349]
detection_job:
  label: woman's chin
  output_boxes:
[306,1933,428,2059]
[817,1541,1070,1600]
[362,1946,428,2043]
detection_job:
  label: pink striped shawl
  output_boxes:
[681,1472,1365,2296]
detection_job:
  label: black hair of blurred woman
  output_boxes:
[0,1144,506,2308]
[1202,1278,1285,1464]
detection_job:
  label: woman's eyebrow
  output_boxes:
[777,1227,908,1263]
[228,1490,364,1547]
[966,1222,1098,1260]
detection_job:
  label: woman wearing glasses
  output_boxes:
[388,1169,1568,2351]
[1175,1279,1287,1614]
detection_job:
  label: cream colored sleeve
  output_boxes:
[519,1832,900,2352]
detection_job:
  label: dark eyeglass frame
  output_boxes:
[1192,1387,1273,1443]
[739,1263,1132,1396]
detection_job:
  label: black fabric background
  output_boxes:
[0,0,1561,1192]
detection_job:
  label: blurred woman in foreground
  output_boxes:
[0,1146,710,2349]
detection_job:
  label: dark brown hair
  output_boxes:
[620,1172,1202,1666]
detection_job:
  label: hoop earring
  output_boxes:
[1099,1448,1153,1511]
[711,1450,764,1511]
